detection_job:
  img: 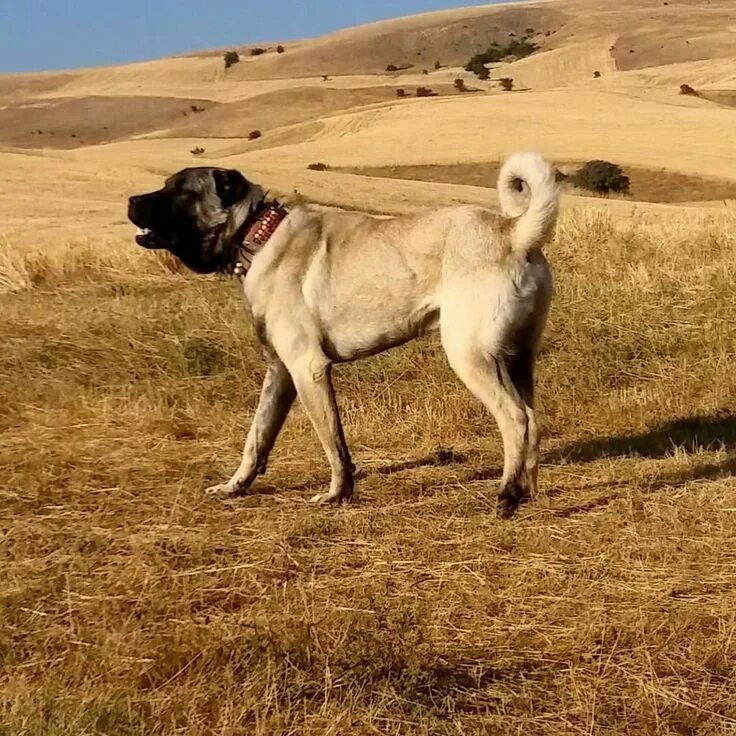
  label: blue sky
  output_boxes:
[0,0,511,74]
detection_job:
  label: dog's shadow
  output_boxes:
[543,410,736,516]
[546,410,736,464]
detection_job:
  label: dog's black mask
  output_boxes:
[127,167,257,274]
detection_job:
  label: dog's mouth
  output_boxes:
[134,227,168,250]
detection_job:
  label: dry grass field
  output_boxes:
[3,0,736,733]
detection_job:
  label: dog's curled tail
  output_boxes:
[498,151,559,255]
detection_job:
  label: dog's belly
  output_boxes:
[318,293,440,363]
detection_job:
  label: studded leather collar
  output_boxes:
[233,202,289,277]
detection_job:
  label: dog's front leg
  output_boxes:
[286,352,355,504]
[206,355,296,498]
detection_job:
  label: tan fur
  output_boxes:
[206,152,560,517]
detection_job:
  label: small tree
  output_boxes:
[434,60,442,70]
[250,47,266,56]
[454,78,467,92]
[223,51,240,69]
[593,71,601,79]
[500,77,514,91]
[465,58,486,78]
[573,160,631,195]
[248,130,262,140]
[276,45,285,54]
[416,87,435,97]
[396,88,407,97]
[680,83,697,96]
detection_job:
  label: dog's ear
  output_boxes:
[213,169,250,208]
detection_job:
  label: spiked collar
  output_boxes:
[232,201,289,278]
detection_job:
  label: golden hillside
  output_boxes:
[1,0,735,207]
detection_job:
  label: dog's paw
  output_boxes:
[309,490,352,505]
[497,479,530,519]
[205,482,243,500]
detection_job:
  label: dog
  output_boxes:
[128,152,559,518]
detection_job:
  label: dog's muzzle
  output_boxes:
[128,195,166,249]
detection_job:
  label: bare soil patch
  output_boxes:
[341,162,736,204]
[699,89,736,109]
[0,95,217,149]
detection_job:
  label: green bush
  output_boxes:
[223,51,240,69]
[573,160,631,195]
[464,37,538,78]
[465,59,490,80]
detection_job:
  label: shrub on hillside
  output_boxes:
[190,146,205,156]
[454,78,467,92]
[386,64,399,72]
[307,163,330,171]
[680,83,697,96]
[396,88,407,97]
[464,37,538,77]
[499,77,514,91]
[465,59,490,80]
[593,71,601,78]
[416,87,436,97]
[276,45,285,54]
[250,47,266,56]
[573,160,631,195]
[223,51,240,69]
[248,130,262,140]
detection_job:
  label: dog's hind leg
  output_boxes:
[507,346,540,498]
[441,306,531,519]
[206,354,296,498]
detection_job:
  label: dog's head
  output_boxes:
[127,167,263,273]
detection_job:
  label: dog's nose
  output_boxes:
[127,196,143,224]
